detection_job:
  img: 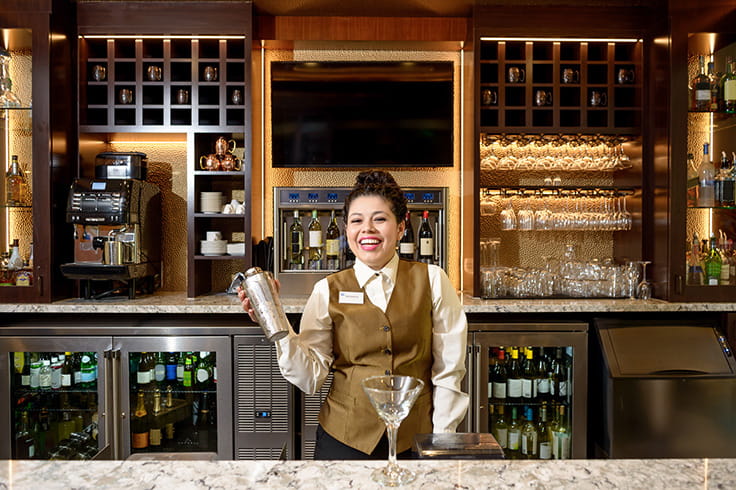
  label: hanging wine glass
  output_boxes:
[636,260,652,300]
[361,375,425,487]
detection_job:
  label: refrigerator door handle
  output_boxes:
[472,344,482,432]
[107,348,122,460]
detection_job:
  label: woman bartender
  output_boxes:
[239,170,468,459]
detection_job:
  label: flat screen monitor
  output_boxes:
[271,61,454,167]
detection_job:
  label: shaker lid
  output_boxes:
[245,267,263,277]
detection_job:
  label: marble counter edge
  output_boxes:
[0,458,733,489]
[0,292,734,314]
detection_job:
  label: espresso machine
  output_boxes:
[60,152,161,299]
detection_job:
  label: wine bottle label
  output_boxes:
[419,238,433,256]
[495,427,508,448]
[21,374,30,386]
[39,372,51,388]
[137,370,151,384]
[176,365,184,380]
[521,379,533,398]
[399,242,415,254]
[149,428,162,446]
[492,381,506,399]
[155,365,166,382]
[74,371,82,384]
[507,378,522,398]
[536,378,550,394]
[539,442,552,459]
[61,374,72,386]
[725,80,736,101]
[131,432,149,449]
[325,239,339,256]
[196,368,210,383]
[309,230,322,247]
[696,89,710,101]
[559,380,569,397]
[508,430,520,450]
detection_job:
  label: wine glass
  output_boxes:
[361,375,425,487]
[636,260,652,300]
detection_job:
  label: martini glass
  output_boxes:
[636,260,652,300]
[361,375,425,487]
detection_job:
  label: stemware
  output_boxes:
[362,375,425,487]
[636,260,652,300]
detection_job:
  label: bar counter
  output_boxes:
[0,291,734,314]
[0,458,733,489]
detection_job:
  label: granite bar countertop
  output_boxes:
[0,458,733,489]
[0,291,734,315]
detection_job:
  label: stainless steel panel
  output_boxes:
[234,336,294,460]
[113,336,232,460]
[470,324,588,459]
[0,336,113,459]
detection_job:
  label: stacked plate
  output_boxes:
[201,239,227,256]
[200,191,223,214]
[226,242,245,256]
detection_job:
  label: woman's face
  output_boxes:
[346,195,404,270]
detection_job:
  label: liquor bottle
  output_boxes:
[149,389,163,452]
[708,61,721,112]
[687,233,705,285]
[14,411,35,459]
[5,155,26,206]
[196,351,212,387]
[307,209,323,270]
[492,404,508,449]
[551,404,571,459]
[37,406,53,458]
[29,353,41,389]
[505,347,523,402]
[520,407,539,459]
[721,152,736,206]
[131,391,149,451]
[417,211,434,264]
[154,352,166,384]
[691,55,712,111]
[80,352,96,388]
[521,347,538,403]
[176,352,185,384]
[697,143,716,207]
[325,210,341,270]
[537,403,552,460]
[183,352,193,388]
[686,152,698,208]
[137,352,152,386]
[196,393,212,450]
[705,233,723,286]
[61,352,73,388]
[73,352,82,386]
[39,357,52,390]
[725,58,736,113]
[289,210,304,270]
[165,352,178,382]
[57,410,76,442]
[21,352,31,387]
[491,347,507,403]
[719,232,731,285]
[50,354,62,390]
[399,211,415,260]
[506,406,521,459]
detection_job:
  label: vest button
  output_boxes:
[385,369,391,375]
[383,325,390,332]
[384,348,392,355]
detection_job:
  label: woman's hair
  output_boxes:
[343,170,407,222]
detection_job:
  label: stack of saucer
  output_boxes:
[201,230,227,256]
[200,191,223,214]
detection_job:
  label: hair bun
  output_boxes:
[355,170,398,189]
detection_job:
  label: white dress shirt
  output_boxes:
[275,253,470,433]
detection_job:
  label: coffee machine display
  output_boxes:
[60,152,161,299]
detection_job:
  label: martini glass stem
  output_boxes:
[386,423,399,475]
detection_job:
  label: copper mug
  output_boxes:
[118,89,133,104]
[508,66,525,83]
[91,65,106,81]
[589,90,608,107]
[146,65,162,81]
[215,136,236,157]
[203,65,218,81]
[220,153,241,171]
[199,154,221,171]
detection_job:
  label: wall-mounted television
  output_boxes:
[271,61,453,167]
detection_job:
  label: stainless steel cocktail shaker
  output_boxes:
[242,267,290,342]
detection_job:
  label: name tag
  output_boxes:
[339,291,364,304]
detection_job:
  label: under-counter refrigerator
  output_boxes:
[0,332,233,460]
[467,323,588,459]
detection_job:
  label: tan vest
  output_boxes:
[319,259,434,455]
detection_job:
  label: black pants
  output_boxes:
[314,425,414,460]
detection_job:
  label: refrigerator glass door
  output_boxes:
[115,336,232,460]
[0,336,113,460]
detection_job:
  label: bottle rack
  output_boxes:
[79,37,247,131]
[479,39,642,133]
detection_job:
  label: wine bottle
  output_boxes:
[137,352,152,386]
[535,349,550,402]
[521,347,538,403]
[698,143,716,207]
[149,389,163,452]
[131,391,149,450]
[691,55,712,111]
[39,357,52,390]
[417,210,434,264]
[520,407,539,459]
[80,352,96,389]
[493,404,508,449]
[550,347,569,403]
[21,352,31,387]
[14,411,35,459]
[491,347,507,402]
[307,209,323,270]
[50,354,62,390]
[195,351,212,387]
[196,393,212,450]
[507,406,521,459]
[537,403,552,460]
[61,352,73,388]
[154,352,166,384]
[325,209,341,270]
[183,352,193,388]
[176,352,185,383]
[506,347,523,402]
[725,57,736,113]
[289,210,304,270]
[29,353,41,389]
[399,211,415,260]
[551,404,571,459]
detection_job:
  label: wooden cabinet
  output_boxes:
[0,0,76,303]
[77,2,253,297]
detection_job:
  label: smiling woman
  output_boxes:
[239,169,469,460]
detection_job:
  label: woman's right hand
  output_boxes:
[237,279,281,323]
